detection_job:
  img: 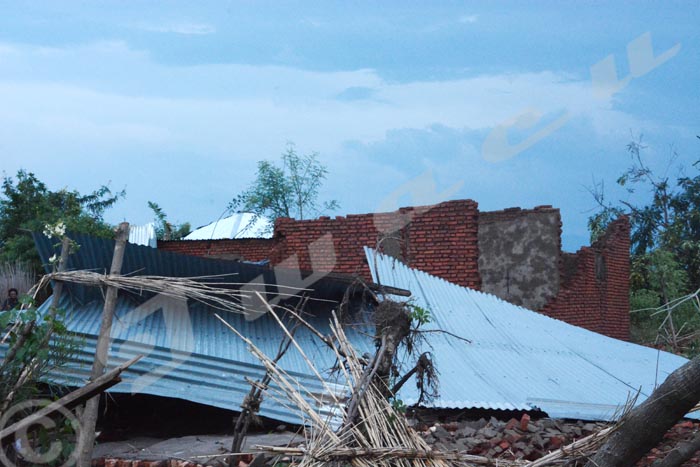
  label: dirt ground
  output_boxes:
[93,431,302,466]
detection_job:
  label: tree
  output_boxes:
[584,349,700,467]
[0,170,124,269]
[589,137,700,352]
[229,145,339,225]
[147,201,191,240]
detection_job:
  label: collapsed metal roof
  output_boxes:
[33,294,364,425]
[23,232,381,425]
[33,232,367,306]
[365,247,695,421]
[13,232,693,425]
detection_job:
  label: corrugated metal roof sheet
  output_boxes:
[33,232,361,305]
[31,293,369,425]
[128,223,157,248]
[364,247,695,421]
[185,213,272,240]
[18,232,378,426]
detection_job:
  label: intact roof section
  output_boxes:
[185,213,273,240]
[364,247,692,421]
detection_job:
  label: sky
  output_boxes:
[1,1,698,251]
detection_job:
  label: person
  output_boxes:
[2,288,19,311]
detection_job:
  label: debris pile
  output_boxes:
[415,415,609,461]
[637,420,700,466]
[416,416,700,467]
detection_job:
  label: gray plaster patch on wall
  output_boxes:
[478,208,561,310]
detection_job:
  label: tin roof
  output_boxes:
[33,231,365,305]
[34,293,367,425]
[19,232,692,424]
[23,232,381,425]
[185,213,273,240]
[364,247,695,421]
[128,223,157,248]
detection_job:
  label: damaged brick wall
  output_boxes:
[274,200,480,287]
[159,200,481,289]
[158,201,630,340]
[540,217,631,340]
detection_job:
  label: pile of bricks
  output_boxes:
[92,416,700,466]
[417,415,700,466]
[415,414,608,461]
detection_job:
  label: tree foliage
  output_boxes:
[0,170,124,268]
[589,137,700,352]
[229,145,340,224]
[147,201,191,240]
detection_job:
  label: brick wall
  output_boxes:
[159,200,480,289]
[158,238,281,263]
[158,202,630,340]
[540,217,630,340]
[273,200,480,288]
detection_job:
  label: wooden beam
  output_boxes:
[0,355,142,443]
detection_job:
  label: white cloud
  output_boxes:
[0,40,656,230]
[0,39,643,160]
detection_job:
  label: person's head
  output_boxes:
[8,288,18,299]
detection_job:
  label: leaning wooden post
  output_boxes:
[77,222,129,467]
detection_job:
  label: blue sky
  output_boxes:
[1,1,698,250]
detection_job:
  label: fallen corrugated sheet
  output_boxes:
[32,293,359,426]
[185,213,272,240]
[364,247,694,421]
[33,231,359,305]
[8,232,379,426]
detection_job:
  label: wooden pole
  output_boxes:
[76,222,129,467]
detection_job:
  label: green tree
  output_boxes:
[229,145,339,225]
[589,137,700,352]
[0,170,124,268]
[147,201,191,240]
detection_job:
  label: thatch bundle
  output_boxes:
[37,270,313,317]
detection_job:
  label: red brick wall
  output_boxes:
[158,200,480,289]
[540,218,630,340]
[158,238,281,263]
[274,199,481,288]
[158,202,630,340]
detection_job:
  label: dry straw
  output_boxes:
[217,304,619,467]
